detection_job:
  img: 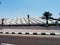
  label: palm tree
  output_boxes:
[43,11,52,27]
[58,13,60,21]
[57,13,60,26]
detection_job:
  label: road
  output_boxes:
[0,34,60,45]
[0,26,60,45]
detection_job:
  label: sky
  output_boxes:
[0,0,60,18]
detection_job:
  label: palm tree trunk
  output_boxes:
[46,19,48,27]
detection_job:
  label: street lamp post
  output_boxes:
[27,14,30,26]
[1,18,4,32]
[0,2,2,32]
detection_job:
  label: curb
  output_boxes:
[0,32,60,35]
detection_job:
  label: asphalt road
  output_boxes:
[0,26,60,45]
[0,34,60,45]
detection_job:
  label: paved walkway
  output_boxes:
[0,29,60,33]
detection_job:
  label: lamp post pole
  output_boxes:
[0,2,2,32]
[27,14,30,26]
[1,18,4,32]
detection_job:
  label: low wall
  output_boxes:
[1,26,60,30]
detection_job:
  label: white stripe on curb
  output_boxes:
[46,32,50,35]
[22,32,26,34]
[37,32,41,35]
[29,32,33,35]
[55,33,60,35]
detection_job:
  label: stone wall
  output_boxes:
[1,26,60,30]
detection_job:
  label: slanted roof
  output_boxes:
[0,17,60,26]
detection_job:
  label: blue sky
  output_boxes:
[0,0,60,18]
